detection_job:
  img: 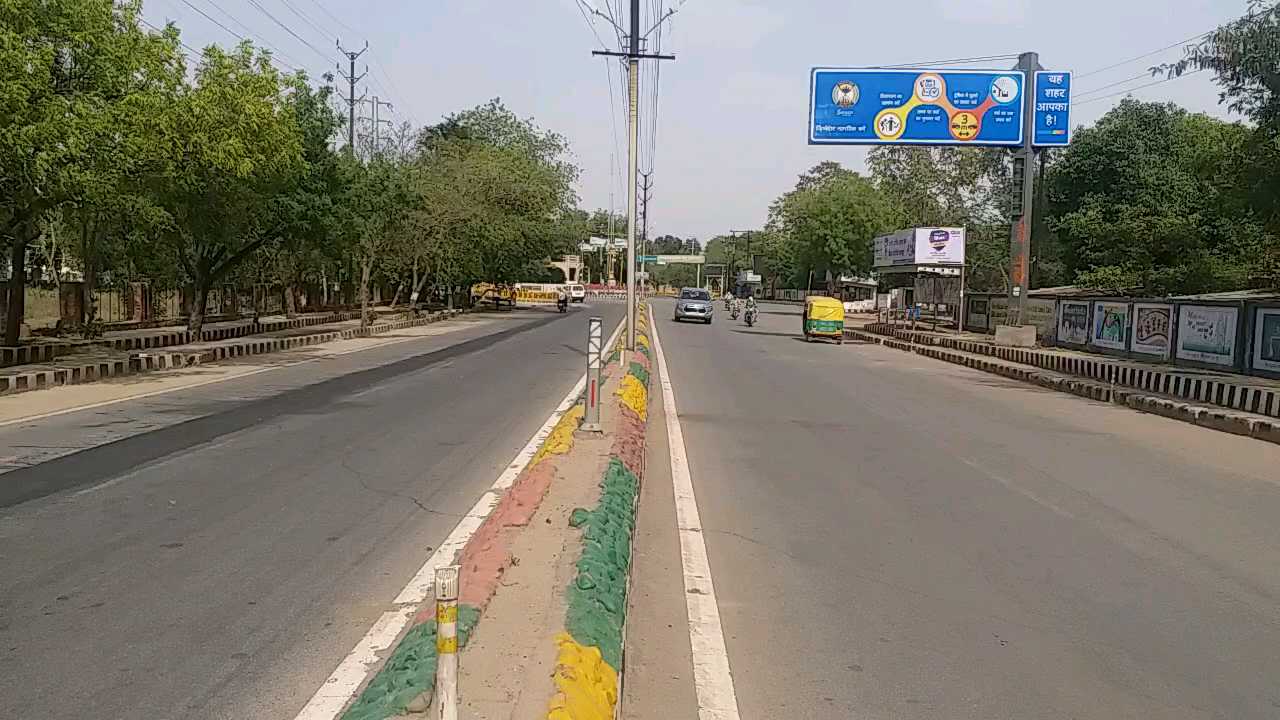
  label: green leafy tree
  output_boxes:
[153,42,303,333]
[1159,0,1280,285]
[770,167,901,283]
[1045,99,1267,294]
[262,74,343,315]
[0,0,182,342]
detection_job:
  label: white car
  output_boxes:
[568,284,586,303]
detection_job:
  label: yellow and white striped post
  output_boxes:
[434,565,460,720]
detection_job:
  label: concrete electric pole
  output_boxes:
[592,0,674,350]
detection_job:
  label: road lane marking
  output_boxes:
[648,306,743,720]
[0,321,489,429]
[293,316,625,720]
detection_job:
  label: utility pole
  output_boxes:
[1007,51,1039,327]
[729,229,753,295]
[638,170,653,290]
[592,1,674,350]
[364,96,394,158]
[337,40,368,156]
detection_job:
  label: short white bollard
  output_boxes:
[434,565,460,720]
[582,316,604,432]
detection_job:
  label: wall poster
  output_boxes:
[1176,304,1239,366]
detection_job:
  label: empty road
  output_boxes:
[626,299,1280,720]
[0,304,623,720]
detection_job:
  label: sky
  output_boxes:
[142,0,1255,243]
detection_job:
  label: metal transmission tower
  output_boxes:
[336,40,368,155]
[360,95,394,158]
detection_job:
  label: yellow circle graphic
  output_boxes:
[949,111,980,141]
[874,109,907,140]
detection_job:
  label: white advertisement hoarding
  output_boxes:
[1176,304,1239,366]
[874,227,965,268]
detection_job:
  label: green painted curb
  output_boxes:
[627,362,650,387]
[339,605,480,720]
[563,457,639,671]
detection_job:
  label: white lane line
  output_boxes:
[293,316,625,720]
[0,320,491,429]
[648,306,743,720]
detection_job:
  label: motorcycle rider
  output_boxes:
[743,294,758,323]
[556,286,569,312]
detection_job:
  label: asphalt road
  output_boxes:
[633,299,1280,720]
[0,303,623,720]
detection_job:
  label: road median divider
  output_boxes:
[335,314,635,720]
[547,305,651,720]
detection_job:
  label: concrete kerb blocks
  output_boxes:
[846,327,1280,446]
[0,310,468,398]
[547,302,651,720]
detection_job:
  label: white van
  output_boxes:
[568,284,586,303]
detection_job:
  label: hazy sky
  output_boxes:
[144,0,1252,242]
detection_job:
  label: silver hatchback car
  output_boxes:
[673,287,714,324]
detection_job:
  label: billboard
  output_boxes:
[1176,304,1240,366]
[873,228,965,268]
[1057,301,1090,346]
[1131,303,1172,358]
[810,69,1025,146]
[1251,308,1280,373]
[1091,301,1130,351]
[1033,71,1072,147]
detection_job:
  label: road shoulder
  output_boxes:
[620,337,699,720]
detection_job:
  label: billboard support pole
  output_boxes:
[1008,51,1040,327]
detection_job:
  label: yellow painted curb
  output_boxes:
[616,374,647,421]
[532,404,585,467]
[546,633,618,720]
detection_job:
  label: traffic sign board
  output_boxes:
[639,255,658,263]
[809,68,1025,146]
[1032,71,1071,147]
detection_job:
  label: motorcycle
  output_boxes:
[556,295,569,313]
[730,302,740,320]
[745,305,758,327]
[724,296,733,311]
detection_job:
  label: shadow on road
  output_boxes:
[731,329,802,339]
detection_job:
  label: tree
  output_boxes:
[1045,99,1268,294]
[262,74,343,316]
[765,165,901,286]
[1159,0,1280,285]
[0,0,182,343]
[153,42,303,333]
[409,100,580,296]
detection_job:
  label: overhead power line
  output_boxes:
[277,0,335,43]
[306,0,360,37]
[876,54,1020,69]
[1075,70,1153,98]
[1076,68,1205,106]
[1075,31,1212,80]
[185,0,307,70]
[245,0,332,61]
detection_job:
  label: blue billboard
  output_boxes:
[809,68,1025,146]
[1033,71,1072,146]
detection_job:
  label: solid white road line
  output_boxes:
[648,306,743,720]
[293,316,625,720]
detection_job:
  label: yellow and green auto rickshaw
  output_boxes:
[802,295,845,344]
